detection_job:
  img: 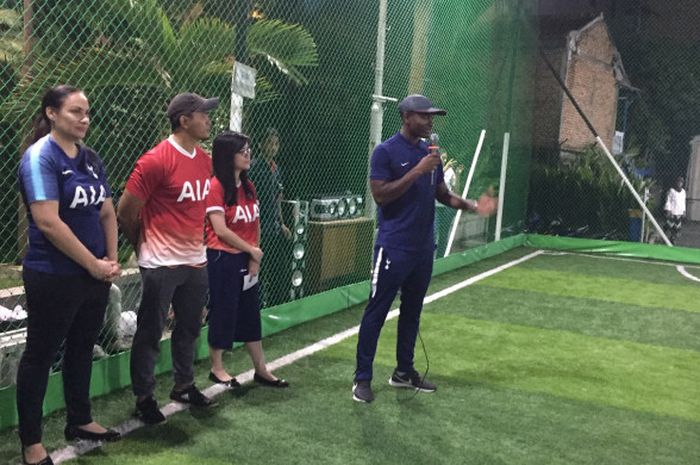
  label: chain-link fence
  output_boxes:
[528,1,700,246]
[0,0,535,397]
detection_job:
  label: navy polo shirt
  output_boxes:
[371,132,443,252]
[18,135,112,275]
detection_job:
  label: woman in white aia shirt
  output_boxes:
[664,176,686,244]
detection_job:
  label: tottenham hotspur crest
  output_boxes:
[86,163,99,179]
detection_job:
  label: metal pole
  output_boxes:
[365,0,388,220]
[595,135,670,245]
[495,132,510,241]
[230,1,251,132]
[444,129,486,257]
[495,1,519,242]
[640,187,649,242]
[17,0,34,260]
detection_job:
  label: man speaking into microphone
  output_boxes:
[353,94,496,403]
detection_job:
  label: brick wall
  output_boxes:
[532,44,565,151]
[533,18,621,155]
[560,21,618,152]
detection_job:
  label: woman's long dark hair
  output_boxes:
[212,131,255,206]
[31,84,81,144]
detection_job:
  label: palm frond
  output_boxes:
[1,51,167,125]
[250,76,281,104]
[0,8,21,28]
[200,58,234,76]
[0,8,22,62]
[86,0,176,65]
[0,38,22,62]
[168,17,233,89]
[247,19,318,85]
[1,6,319,140]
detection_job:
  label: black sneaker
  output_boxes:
[135,396,166,425]
[169,384,216,407]
[352,380,375,403]
[389,369,437,392]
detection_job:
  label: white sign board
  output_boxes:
[232,61,257,99]
[613,130,624,155]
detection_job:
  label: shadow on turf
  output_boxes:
[128,423,191,445]
[228,383,295,407]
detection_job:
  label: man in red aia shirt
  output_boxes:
[118,93,218,424]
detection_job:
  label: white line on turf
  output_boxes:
[676,266,700,282]
[542,249,700,269]
[541,250,700,281]
[48,249,543,464]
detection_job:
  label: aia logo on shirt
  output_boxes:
[231,204,260,224]
[177,179,211,202]
[70,185,107,208]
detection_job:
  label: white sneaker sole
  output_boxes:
[352,384,373,403]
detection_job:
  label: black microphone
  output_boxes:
[428,132,439,186]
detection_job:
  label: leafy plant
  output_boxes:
[528,147,655,240]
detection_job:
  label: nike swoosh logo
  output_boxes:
[62,170,73,175]
[400,162,409,167]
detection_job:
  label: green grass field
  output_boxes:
[1,248,699,465]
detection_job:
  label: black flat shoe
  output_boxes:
[208,371,241,388]
[21,448,54,465]
[253,372,289,388]
[169,384,216,407]
[64,424,121,442]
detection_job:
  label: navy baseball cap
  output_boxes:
[398,94,447,115]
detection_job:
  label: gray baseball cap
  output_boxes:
[398,94,447,115]
[167,92,219,121]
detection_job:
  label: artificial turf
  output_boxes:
[1,248,698,464]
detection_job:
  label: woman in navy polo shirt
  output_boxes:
[205,131,288,389]
[17,85,121,465]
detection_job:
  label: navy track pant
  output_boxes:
[355,245,433,381]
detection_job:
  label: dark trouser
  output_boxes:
[16,268,110,446]
[665,214,683,244]
[206,249,261,348]
[130,266,208,398]
[355,246,434,381]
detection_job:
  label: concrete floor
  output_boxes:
[675,220,700,248]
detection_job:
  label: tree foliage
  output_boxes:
[1,0,318,133]
[611,31,700,188]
